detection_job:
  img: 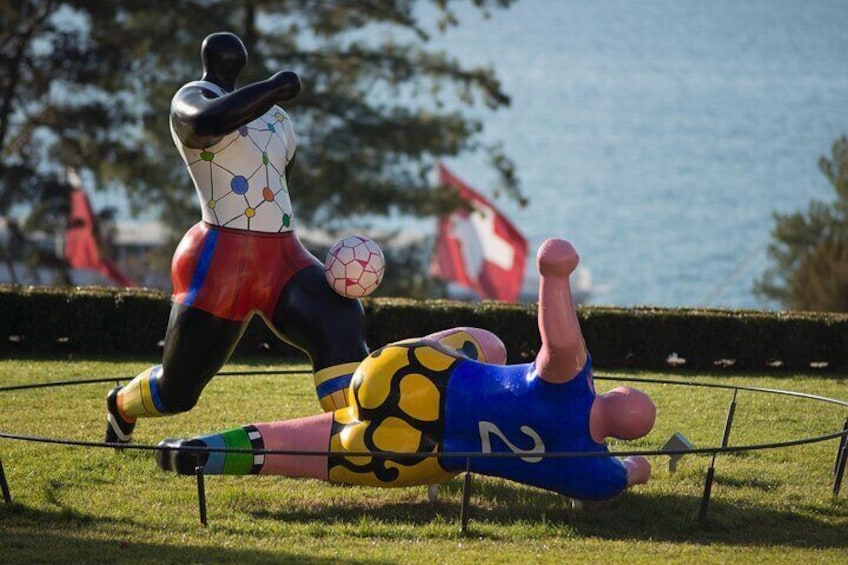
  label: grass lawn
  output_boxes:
[1,355,846,564]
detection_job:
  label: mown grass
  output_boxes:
[1,355,846,564]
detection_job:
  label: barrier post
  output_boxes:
[699,388,737,523]
[0,457,11,505]
[459,458,472,535]
[833,418,848,497]
[195,457,208,527]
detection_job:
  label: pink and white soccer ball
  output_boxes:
[324,235,385,298]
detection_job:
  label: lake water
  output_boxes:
[88,1,848,308]
[423,0,848,308]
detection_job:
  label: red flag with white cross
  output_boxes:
[431,165,527,302]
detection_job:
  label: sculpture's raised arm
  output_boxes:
[534,238,588,383]
[170,32,301,149]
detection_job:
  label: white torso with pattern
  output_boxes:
[170,81,298,233]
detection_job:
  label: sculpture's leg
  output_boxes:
[425,327,507,365]
[156,412,332,477]
[106,304,244,443]
[271,264,369,411]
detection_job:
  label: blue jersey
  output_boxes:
[440,358,628,500]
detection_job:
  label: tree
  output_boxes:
[1,1,523,290]
[0,0,187,282]
[755,135,848,312]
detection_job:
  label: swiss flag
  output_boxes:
[65,172,135,287]
[431,165,527,302]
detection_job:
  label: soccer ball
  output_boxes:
[324,235,385,298]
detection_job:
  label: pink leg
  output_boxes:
[534,238,587,384]
[253,413,333,479]
[157,412,334,477]
[425,327,507,365]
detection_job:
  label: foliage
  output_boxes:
[0,1,159,281]
[756,136,848,311]
[3,284,848,372]
[0,359,846,563]
[1,0,523,287]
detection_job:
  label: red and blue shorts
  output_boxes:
[172,222,318,321]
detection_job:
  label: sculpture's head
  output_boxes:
[591,386,656,441]
[201,32,248,89]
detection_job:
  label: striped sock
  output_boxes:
[314,362,359,411]
[118,365,168,419]
[195,425,266,475]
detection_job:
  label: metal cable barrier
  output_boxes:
[1,371,846,532]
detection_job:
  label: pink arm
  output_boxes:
[534,238,588,384]
[623,456,651,486]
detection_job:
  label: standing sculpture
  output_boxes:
[156,238,656,500]
[105,32,369,445]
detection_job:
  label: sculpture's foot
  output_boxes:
[105,386,135,445]
[156,438,209,475]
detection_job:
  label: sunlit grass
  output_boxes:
[1,355,846,563]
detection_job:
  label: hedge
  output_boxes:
[1,284,847,373]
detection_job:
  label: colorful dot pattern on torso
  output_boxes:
[173,89,298,233]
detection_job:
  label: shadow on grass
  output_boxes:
[3,473,846,552]
[0,504,382,565]
[241,478,847,549]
